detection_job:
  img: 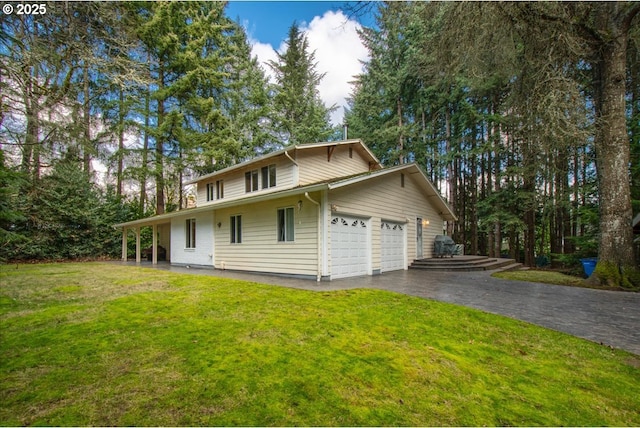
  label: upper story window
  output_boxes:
[216,180,224,199]
[206,180,224,201]
[245,170,259,193]
[262,164,276,189]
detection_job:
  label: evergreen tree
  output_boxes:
[0,150,26,261]
[347,1,636,283]
[222,21,275,161]
[269,24,333,146]
[11,155,100,259]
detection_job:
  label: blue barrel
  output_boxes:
[580,258,598,277]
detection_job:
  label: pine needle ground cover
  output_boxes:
[1,263,639,426]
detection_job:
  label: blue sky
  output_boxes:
[225,1,376,125]
[226,1,375,47]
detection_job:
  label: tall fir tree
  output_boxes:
[269,24,333,146]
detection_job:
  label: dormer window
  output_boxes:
[262,164,276,189]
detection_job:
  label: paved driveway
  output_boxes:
[132,263,640,355]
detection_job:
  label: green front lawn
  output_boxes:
[492,269,589,288]
[1,263,639,426]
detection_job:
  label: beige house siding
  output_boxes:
[116,142,454,279]
[297,145,372,186]
[195,156,295,206]
[213,193,320,277]
[328,170,445,274]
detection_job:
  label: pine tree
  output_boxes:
[269,24,333,146]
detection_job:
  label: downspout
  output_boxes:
[286,150,300,186]
[284,150,298,166]
[305,192,322,282]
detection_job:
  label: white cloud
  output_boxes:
[302,10,369,125]
[250,10,369,126]
[250,40,280,83]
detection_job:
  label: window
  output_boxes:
[185,218,196,248]
[206,180,223,201]
[231,215,242,243]
[277,207,294,242]
[261,164,276,189]
[401,173,405,188]
[245,170,258,193]
[216,180,224,199]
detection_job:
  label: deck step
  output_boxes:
[410,256,521,272]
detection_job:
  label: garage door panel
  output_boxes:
[381,221,405,272]
[331,216,368,279]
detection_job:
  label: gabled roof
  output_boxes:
[328,163,457,222]
[185,139,382,185]
[114,181,328,228]
[115,162,456,229]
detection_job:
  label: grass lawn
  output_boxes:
[1,263,639,426]
[492,269,589,288]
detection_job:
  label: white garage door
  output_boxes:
[381,221,405,272]
[331,216,369,279]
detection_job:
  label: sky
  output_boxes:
[225,1,376,126]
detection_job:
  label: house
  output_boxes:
[115,139,457,280]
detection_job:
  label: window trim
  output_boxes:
[206,183,215,201]
[185,218,196,249]
[277,207,295,242]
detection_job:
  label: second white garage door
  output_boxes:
[381,221,405,272]
[331,216,369,279]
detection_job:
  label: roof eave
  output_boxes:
[328,163,457,222]
[114,183,329,229]
[185,139,382,185]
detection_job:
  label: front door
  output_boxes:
[416,217,423,259]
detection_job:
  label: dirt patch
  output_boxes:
[625,357,640,369]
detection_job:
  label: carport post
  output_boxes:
[152,224,158,265]
[121,228,128,262]
[135,227,141,264]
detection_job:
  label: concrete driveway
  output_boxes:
[129,263,640,355]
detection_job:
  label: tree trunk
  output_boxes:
[83,62,92,175]
[493,116,501,258]
[397,98,405,164]
[139,87,150,216]
[523,135,536,268]
[470,126,478,255]
[445,105,455,237]
[156,62,166,215]
[590,4,638,286]
[117,87,125,197]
